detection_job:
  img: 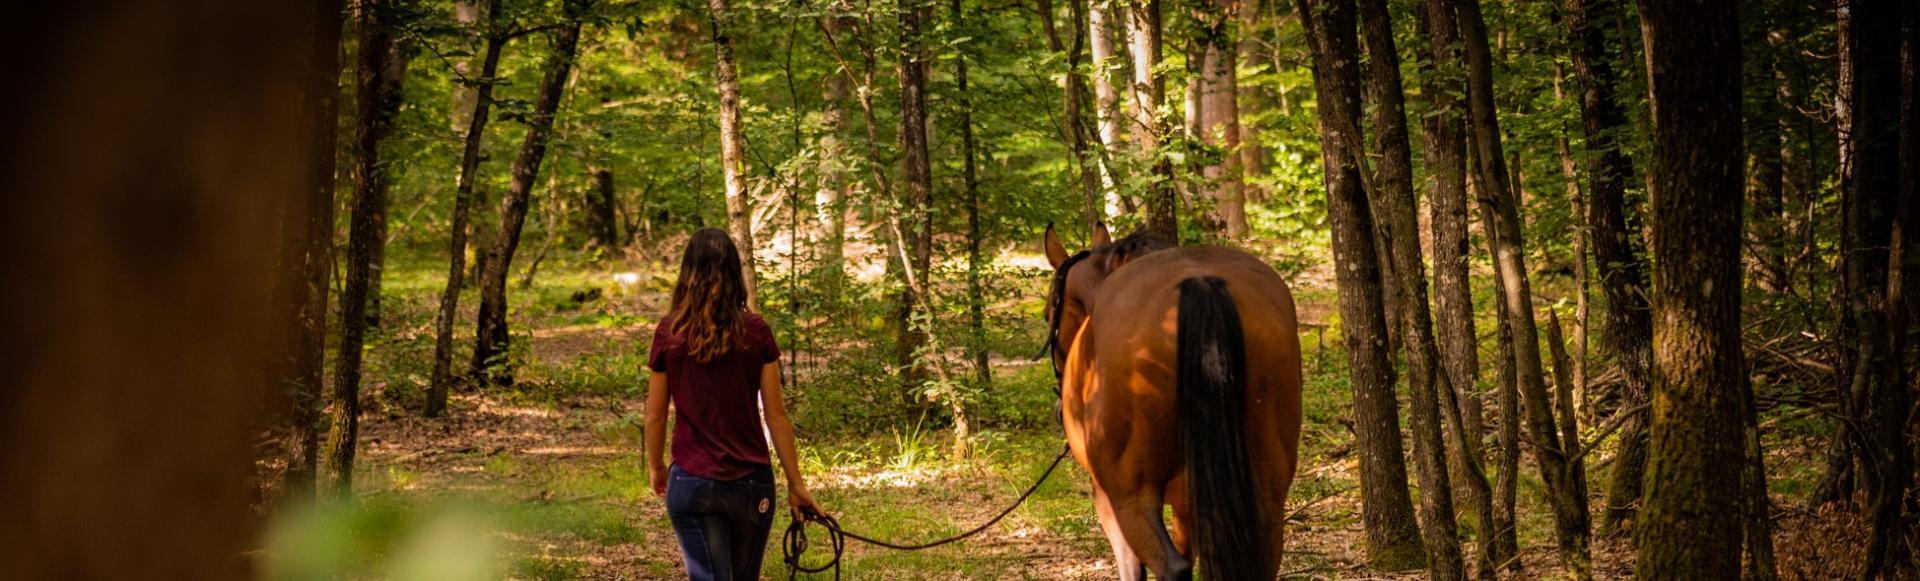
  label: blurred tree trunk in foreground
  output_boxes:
[0,0,333,576]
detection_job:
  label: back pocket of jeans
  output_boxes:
[748,482,776,524]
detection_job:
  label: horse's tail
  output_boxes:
[1177,276,1269,580]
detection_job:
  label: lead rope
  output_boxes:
[782,444,1073,580]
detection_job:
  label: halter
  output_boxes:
[1041,249,1093,390]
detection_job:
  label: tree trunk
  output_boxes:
[330,0,409,496]
[587,169,618,249]
[450,0,486,131]
[1356,0,1471,577]
[1456,0,1592,574]
[1197,2,1246,238]
[470,1,584,383]
[1837,1,1913,576]
[1090,0,1128,217]
[1551,64,1590,428]
[710,0,759,307]
[1742,371,1780,581]
[1040,0,1100,231]
[364,35,410,331]
[1127,0,1177,240]
[1746,11,1789,295]
[428,5,506,419]
[1236,0,1267,200]
[1631,0,1747,575]
[1414,2,1487,548]
[1,0,333,574]
[956,0,989,444]
[1483,229,1522,572]
[1295,0,1427,570]
[1565,0,1655,536]
[277,0,346,504]
[817,14,853,280]
[896,0,936,413]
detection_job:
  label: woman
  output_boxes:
[645,228,824,580]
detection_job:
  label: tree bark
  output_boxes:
[587,169,618,249]
[1090,0,1128,216]
[1742,370,1780,581]
[1040,0,1100,231]
[277,0,346,504]
[1235,0,1267,200]
[1356,0,1471,577]
[1836,0,1913,576]
[330,0,410,496]
[1483,228,1522,571]
[1414,3,1487,546]
[1127,0,1177,239]
[1565,0,1654,536]
[1456,0,1592,574]
[1551,64,1590,429]
[1196,0,1246,238]
[1631,0,1748,575]
[1746,9,1789,295]
[896,0,935,412]
[817,14,854,279]
[958,0,991,415]
[470,1,585,383]
[710,0,758,307]
[364,33,411,331]
[428,4,507,419]
[0,0,330,574]
[1296,0,1427,570]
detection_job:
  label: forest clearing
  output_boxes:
[2,0,1916,579]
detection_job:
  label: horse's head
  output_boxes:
[1041,222,1168,381]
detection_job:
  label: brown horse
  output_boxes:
[1042,224,1303,581]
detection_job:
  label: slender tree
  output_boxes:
[1089,0,1128,216]
[1235,0,1267,198]
[1296,0,1427,570]
[278,0,346,503]
[471,0,586,383]
[1413,1,1488,542]
[1040,0,1100,229]
[1836,0,1913,576]
[817,13,854,278]
[428,0,507,418]
[1127,0,1177,239]
[1565,0,1654,535]
[330,0,411,495]
[1356,0,1471,577]
[896,0,936,414]
[1631,0,1747,575]
[710,0,758,306]
[1194,0,1246,237]
[1455,0,1592,574]
[960,0,991,388]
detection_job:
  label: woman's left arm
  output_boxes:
[760,363,824,517]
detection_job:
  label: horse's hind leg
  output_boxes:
[1109,489,1191,581]
[1095,487,1146,581]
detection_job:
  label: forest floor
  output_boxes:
[272,245,1872,580]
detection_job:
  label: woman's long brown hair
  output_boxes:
[667,228,750,364]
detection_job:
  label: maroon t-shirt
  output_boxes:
[649,311,780,481]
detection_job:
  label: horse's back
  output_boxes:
[1074,245,1303,473]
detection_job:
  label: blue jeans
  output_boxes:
[666,464,777,581]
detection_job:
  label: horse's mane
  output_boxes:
[1091,230,1172,271]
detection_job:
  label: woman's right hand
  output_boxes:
[789,485,825,520]
[650,464,668,497]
